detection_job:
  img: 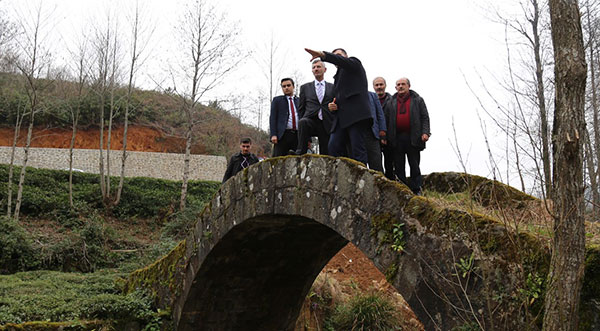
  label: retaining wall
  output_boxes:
[0,147,226,182]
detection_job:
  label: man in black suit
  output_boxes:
[295,59,335,155]
[269,78,299,157]
[304,47,372,164]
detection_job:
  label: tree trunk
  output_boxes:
[543,0,588,329]
[106,77,115,202]
[99,90,106,200]
[14,108,35,221]
[116,100,129,206]
[180,120,192,211]
[585,130,599,216]
[586,0,600,219]
[7,107,23,216]
[69,112,78,209]
[531,0,552,199]
[116,3,141,205]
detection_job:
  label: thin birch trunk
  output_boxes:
[7,106,23,216]
[531,0,552,199]
[14,107,35,221]
[180,120,192,210]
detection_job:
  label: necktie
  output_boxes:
[289,97,297,130]
[317,82,324,103]
[241,155,249,169]
[317,82,324,120]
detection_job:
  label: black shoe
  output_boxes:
[287,150,297,155]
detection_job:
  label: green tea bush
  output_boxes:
[0,165,220,273]
[0,270,159,326]
[161,203,206,240]
[41,216,116,272]
[113,177,180,219]
[0,165,219,220]
[327,291,400,331]
[0,216,39,273]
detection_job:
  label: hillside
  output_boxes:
[0,72,271,158]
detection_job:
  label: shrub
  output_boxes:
[0,216,39,273]
[0,270,161,326]
[40,216,117,272]
[327,291,400,331]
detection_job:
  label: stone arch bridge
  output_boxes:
[125,155,599,330]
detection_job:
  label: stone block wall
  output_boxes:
[0,147,226,182]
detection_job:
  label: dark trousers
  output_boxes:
[272,129,298,157]
[296,116,330,155]
[329,119,369,165]
[393,133,422,193]
[382,145,396,180]
[364,132,383,173]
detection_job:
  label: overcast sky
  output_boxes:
[7,0,535,189]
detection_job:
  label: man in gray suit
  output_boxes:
[294,59,335,155]
[305,47,372,164]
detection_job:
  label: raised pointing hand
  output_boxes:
[305,48,324,61]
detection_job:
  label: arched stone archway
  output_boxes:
[125,155,552,330]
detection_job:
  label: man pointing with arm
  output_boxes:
[305,48,372,165]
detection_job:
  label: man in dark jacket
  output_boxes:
[373,77,395,180]
[304,47,372,164]
[365,91,386,172]
[222,138,259,183]
[383,78,431,194]
[270,78,299,157]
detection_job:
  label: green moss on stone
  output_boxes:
[582,245,600,301]
[124,239,188,309]
[580,245,600,330]
[385,263,399,283]
[406,195,547,264]
[423,172,536,207]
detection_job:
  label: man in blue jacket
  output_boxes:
[304,48,372,165]
[365,91,387,172]
[269,78,299,157]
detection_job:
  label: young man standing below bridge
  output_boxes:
[304,47,372,165]
[222,137,259,183]
[383,78,430,195]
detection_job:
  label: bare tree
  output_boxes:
[582,0,600,218]
[0,0,16,61]
[253,32,287,131]
[542,0,587,329]
[90,9,120,206]
[10,1,54,220]
[489,0,554,198]
[62,33,90,209]
[115,1,153,205]
[169,0,243,210]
